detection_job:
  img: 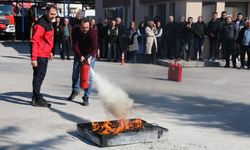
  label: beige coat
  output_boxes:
[145,26,158,54]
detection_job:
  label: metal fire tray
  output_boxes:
[77,119,168,147]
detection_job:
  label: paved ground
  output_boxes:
[0,42,250,150]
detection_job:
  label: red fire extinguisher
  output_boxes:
[80,62,89,89]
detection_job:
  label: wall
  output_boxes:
[95,0,104,19]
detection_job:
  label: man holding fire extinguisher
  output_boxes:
[67,19,98,106]
[30,5,57,107]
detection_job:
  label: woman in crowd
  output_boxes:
[145,20,158,64]
[155,20,163,58]
[127,21,139,63]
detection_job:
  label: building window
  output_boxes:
[225,2,248,19]
[202,2,216,23]
[149,5,154,20]
[156,4,166,25]
[169,2,175,17]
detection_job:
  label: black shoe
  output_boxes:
[233,66,237,69]
[67,91,79,101]
[82,95,89,106]
[238,66,244,69]
[67,57,70,60]
[224,64,230,68]
[32,98,51,107]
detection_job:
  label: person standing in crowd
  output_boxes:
[107,20,119,62]
[67,19,98,106]
[90,18,97,30]
[234,13,245,60]
[145,20,157,64]
[176,16,186,60]
[138,21,146,54]
[218,11,227,59]
[102,18,111,58]
[184,17,195,61]
[127,21,139,63]
[208,12,220,61]
[165,16,178,59]
[221,16,237,68]
[60,18,72,60]
[193,16,206,60]
[116,17,126,61]
[52,16,62,57]
[31,5,57,107]
[237,20,250,69]
[155,20,163,58]
[96,18,105,58]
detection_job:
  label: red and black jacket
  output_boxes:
[31,15,54,61]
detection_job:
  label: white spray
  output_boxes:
[90,68,134,118]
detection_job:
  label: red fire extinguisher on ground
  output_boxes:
[80,62,89,90]
[168,61,182,82]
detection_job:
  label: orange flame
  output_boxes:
[92,118,143,135]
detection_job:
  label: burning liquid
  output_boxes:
[90,68,134,118]
[92,118,143,135]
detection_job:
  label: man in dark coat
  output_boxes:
[208,12,220,61]
[165,16,178,59]
[237,21,250,69]
[221,16,237,68]
[193,16,206,60]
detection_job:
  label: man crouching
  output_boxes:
[67,18,98,106]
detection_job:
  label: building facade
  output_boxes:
[95,0,250,25]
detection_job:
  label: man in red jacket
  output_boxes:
[31,5,57,107]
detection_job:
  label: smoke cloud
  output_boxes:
[91,69,134,118]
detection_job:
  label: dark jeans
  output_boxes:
[127,51,137,63]
[177,38,186,59]
[167,37,176,59]
[71,55,96,96]
[62,37,71,59]
[240,45,250,67]
[156,37,163,58]
[186,38,194,60]
[194,38,204,59]
[224,39,236,67]
[108,42,117,61]
[32,57,48,100]
[53,40,62,55]
[209,37,218,60]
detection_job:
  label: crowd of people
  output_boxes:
[52,10,250,69]
[93,11,250,69]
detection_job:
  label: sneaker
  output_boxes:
[32,98,51,107]
[82,95,89,106]
[67,91,79,101]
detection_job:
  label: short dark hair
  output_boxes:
[55,16,60,19]
[46,4,57,12]
[221,11,227,14]
[213,12,218,15]
[80,18,90,24]
[188,17,193,20]
[238,12,243,16]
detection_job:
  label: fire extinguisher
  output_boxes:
[80,62,89,90]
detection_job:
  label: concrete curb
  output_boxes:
[157,59,226,68]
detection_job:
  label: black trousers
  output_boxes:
[224,39,236,67]
[62,37,71,59]
[240,45,250,67]
[32,58,48,100]
[209,37,218,60]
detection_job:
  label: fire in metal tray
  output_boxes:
[92,118,143,135]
